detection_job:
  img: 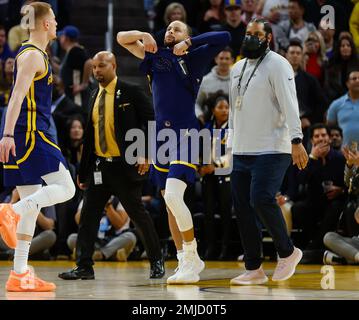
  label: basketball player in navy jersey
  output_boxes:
[0,2,75,292]
[117,22,230,284]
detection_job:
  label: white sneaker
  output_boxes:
[272,247,303,281]
[230,267,269,285]
[323,250,346,265]
[167,251,185,283]
[167,251,205,285]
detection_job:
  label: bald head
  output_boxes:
[93,51,116,64]
[92,51,117,86]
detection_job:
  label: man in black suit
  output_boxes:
[58,51,165,280]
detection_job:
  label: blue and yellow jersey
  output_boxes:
[12,42,53,137]
[139,32,231,130]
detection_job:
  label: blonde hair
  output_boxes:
[164,2,187,25]
[306,31,327,63]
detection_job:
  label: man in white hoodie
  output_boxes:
[228,18,308,285]
[195,47,234,123]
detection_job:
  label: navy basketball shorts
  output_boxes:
[3,130,68,186]
[149,125,199,190]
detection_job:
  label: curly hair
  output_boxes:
[205,90,229,110]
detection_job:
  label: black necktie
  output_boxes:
[98,88,107,154]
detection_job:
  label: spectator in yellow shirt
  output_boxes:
[350,0,359,52]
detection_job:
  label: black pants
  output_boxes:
[202,174,232,249]
[76,161,162,268]
[54,191,81,255]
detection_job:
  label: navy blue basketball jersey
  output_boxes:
[140,32,230,129]
[12,42,53,138]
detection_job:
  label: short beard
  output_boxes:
[95,76,105,83]
[164,39,177,48]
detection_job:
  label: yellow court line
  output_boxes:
[16,132,35,165]
[38,131,61,151]
[170,160,197,170]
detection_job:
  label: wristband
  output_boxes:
[309,154,318,160]
[3,134,14,138]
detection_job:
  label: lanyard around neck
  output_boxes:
[237,49,269,96]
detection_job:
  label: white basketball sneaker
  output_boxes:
[167,251,205,284]
[167,240,205,284]
[166,251,185,283]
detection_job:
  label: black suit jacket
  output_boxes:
[78,79,154,184]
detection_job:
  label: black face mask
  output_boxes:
[241,35,268,59]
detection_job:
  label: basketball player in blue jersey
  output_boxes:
[117,22,231,284]
[0,2,75,292]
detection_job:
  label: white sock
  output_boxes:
[14,240,31,274]
[183,239,197,252]
[177,250,184,258]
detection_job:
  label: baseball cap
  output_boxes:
[57,25,80,40]
[224,0,241,8]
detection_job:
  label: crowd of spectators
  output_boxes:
[0,0,358,265]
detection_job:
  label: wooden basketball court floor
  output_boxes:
[0,260,358,300]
